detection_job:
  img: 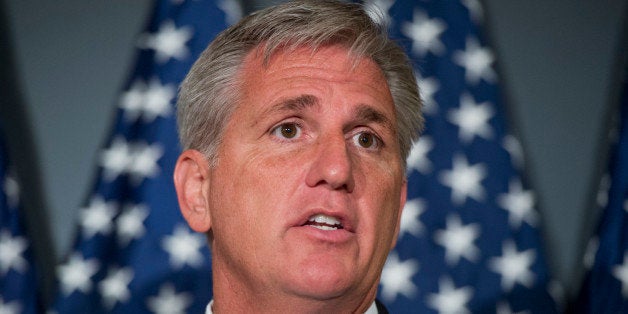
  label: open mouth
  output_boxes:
[302,214,344,231]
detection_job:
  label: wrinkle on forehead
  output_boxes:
[238,45,397,134]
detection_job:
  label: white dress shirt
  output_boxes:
[205,300,379,314]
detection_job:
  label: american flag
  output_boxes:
[51,1,241,313]
[0,125,41,313]
[575,54,628,312]
[362,0,560,312]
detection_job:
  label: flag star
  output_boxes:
[434,215,480,266]
[462,0,484,24]
[399,198,425,239]
[147,284,193,314]
[100,137,131,181]
[612,252,628,298]
[99,267,134,309]
[402,10,447,57]
[117,204,149,246]
[497,301,530,314]
[497,179,539,229]
[58,253,100,295]
[426,277,473,314]
[407,137,433,174]
[3,175,19,208]
[448,93,494,143]
[120,80,146,122]
[141,79,175,123]
[454,37,496,84]
[417,73,440,115]
[379,252,419,303]
[489,241,536,292]
[119,79,174,123]
[364,0,395,26]
[0,230,28,274]
[80,196,117,238]
[624,199,628,212]
[162,226,205,269]
[128,143,164,184]
[0,297,21,314]
[140,21,193,64]
[503,135,525,169]
[218,0,243,25]
[439,155,487,205]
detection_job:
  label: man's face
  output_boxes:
[206,45,407,302]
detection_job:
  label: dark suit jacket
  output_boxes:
[375,299,389,314]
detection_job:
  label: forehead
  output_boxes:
[236,45,394,111]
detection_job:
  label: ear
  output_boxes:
[390,179,408,249]
[173,149,212,232]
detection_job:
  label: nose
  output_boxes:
[305,135,355,192]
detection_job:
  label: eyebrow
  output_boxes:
[353,104,394,132]
[251,95,318,128]
[256,94,395,132]
[265,94,319,116]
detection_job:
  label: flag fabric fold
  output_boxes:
[51,1,241,313]
[362,1,559,312]
[0,125,41,314]
[575,55,628,313]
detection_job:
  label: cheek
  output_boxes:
[255,145,311,191]
[357,165,403,242]
[211,150,302,224]
[208,168,277,258]
[371,191,401,233]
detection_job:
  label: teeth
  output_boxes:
[308,214,341,225]
[315,225,338,231]
[306,214,342,230]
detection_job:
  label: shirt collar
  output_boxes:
[205,299,379,314]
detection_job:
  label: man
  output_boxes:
[173,0,423,312]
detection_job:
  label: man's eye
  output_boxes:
[272,122,301,139]
[353,132,380,149]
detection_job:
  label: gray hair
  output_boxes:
[177,0,423,169]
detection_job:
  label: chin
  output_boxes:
[285,259,359,300]
[290,281,352,301]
